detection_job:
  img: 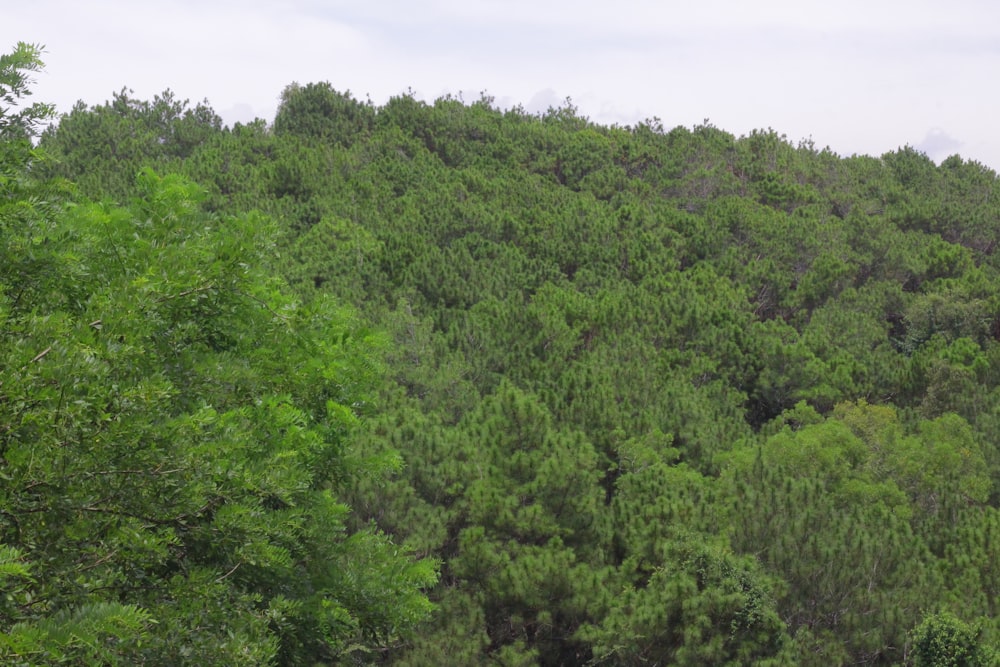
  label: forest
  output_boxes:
[1,42,998,665]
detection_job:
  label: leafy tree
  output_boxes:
[2,61,436,662]
[0,42,53,140]
[39,88,222,201]
[723,411,939,664]
[910,611,997,667]
[273,82,374,147]
[578,538,793,666]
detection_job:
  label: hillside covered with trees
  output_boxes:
[3,43,999,664]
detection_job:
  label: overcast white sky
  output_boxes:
[5,1,1000,170]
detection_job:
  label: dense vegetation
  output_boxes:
[4,43,999,664]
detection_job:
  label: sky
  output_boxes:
[5,0,1000,170]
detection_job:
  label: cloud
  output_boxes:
[916,128,964,162]
[218,103,259,127]
[525,89,562,115]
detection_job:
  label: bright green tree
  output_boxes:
[910,611,997,667]
[2,55,437,661]
[1,168,437,664]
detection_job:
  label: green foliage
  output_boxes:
[33,69,1000,665]
[274,82,374,147]
[724,414,910,662]
[910,611,997,667]
[1,117,435,664]
[0,42,53,140]
[579,539,792,666]
[0,602,154,666]
[38,88,222,201]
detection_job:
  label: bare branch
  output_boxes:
[215,561,241,582]
[156,283,216,302]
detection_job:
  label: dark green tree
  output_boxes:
[273,82,374,148]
